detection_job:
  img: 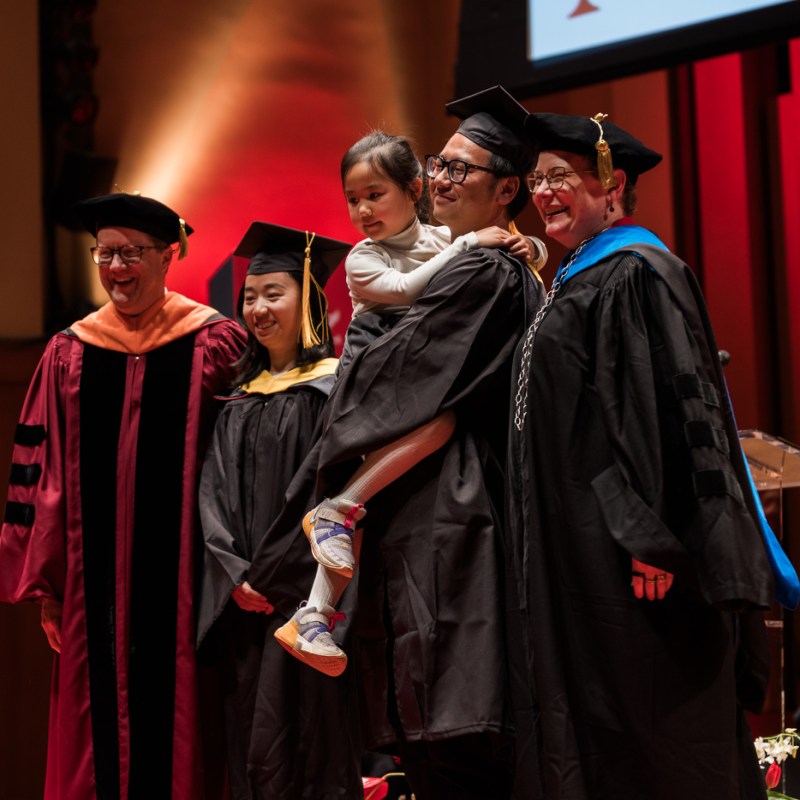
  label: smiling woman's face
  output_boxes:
[241,271,301,366]
[531,150,611,250]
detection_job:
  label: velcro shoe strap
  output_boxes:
[315,506,350,525]
[316,501,366,529]
[301,610,332,627]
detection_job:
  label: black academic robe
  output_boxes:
[507,240,773,800]
[197,369,362,800]
[248,248,542,751]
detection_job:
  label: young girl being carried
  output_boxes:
[275,131,547,675]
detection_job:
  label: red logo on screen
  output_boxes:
[569,0,600,16]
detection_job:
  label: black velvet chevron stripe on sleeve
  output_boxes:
[3,501,35,526]
[9,463,43,486]
[14,424,46,447]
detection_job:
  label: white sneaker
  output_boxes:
[274,603,347,677]
[303,498,366,577]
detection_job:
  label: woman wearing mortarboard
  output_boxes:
[196,224,362,800]
[509,112,797,798]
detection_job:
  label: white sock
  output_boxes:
[307,565,350,613]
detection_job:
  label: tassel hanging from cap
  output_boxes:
[300,231,328,349]
[590,113,616,189]
[177,218,189,260]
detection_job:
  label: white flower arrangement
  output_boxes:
[754,728,800,799]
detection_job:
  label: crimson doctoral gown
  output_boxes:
[0,293,245,800]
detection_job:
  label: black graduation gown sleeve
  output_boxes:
[589,251,772,607]
[319,248,539,467]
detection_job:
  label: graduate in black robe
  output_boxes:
[508,112,781,799]
[197,224,362,800]
[249,87,545,800]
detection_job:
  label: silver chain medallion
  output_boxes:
[513,235,598,432]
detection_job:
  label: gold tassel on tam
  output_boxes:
[177,218,189,260]
[590,113,616,189]
[300,231,328,349]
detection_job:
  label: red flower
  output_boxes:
[765,761,782,789]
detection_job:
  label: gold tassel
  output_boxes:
[300,231,326,349]
[590,113,616,189]
[177,218,189,260]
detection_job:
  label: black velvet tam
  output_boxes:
[74,193,193,243]
[526,112,662,183]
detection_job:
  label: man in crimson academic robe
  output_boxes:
[0,193,245,800]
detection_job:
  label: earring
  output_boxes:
[608,194,615,213]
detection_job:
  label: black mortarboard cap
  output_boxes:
[234,222,351,349]
[234,222,350,289]
[525,112,662,184]
[74,192,193,258]
[446,85,535,171]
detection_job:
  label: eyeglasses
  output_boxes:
[527,168,596,192]
[90,245,162,266]
[424,154,499,184]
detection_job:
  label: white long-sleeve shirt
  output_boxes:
[345,219,480,317]
[346,217,547,317]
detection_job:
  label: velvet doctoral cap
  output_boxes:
[74,193,194,257]
[446,85,535,171]
[525,112,662,184]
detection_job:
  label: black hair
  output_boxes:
[488,151,536,221]
[230,270,334,386]
[340,131,430,224]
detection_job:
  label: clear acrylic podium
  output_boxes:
[740,429,800,491]
[739,429,800,734]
